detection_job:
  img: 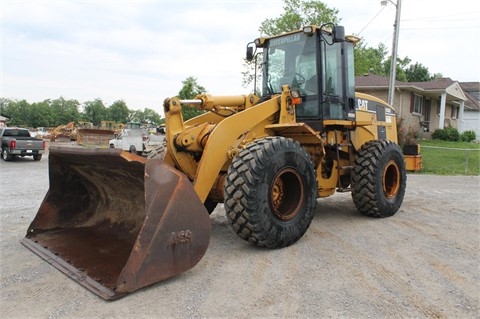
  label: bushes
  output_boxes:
[432,128,477,142]
[432,127,460,141]
[461,130,477,142]
[397,118,419,148]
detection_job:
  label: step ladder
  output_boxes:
[334,129,354,192]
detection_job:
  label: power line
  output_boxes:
[357,6,386,36]
[402,11,480,22]
[402,25,480,30]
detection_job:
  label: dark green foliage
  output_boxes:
[0,97,163,128]
[108,100,130,124]
[258,0,339,37]
[178,76,208,121]
[405,62,431,82]
[432,127,461,142]
[461,130,477,142]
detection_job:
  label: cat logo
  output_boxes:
[357,99,368,111]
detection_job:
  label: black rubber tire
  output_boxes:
[129,145,136,154]
[2,148,12,161]
[224,136,317,248]
[351,140,407,218]
[33,154,42,161]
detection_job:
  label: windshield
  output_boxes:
[263,32,317,96]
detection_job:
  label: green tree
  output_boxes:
[1,99,31,127]
[142,108,162,125]
[178,76,207,99]
[82,99,107,126]
[178,76,207,120]
[353,42,389,76]
[0,98,18,125]
[29,100,54,127]
[128,109,143,123]
[405,62,437,82]
[50,97,80,125]
[108,100,130,124]
[258,0,339,36]
[127,108,162,125]
[383,56,410,82]
[243,0,340,92]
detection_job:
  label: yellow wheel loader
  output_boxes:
[22,24,414,300]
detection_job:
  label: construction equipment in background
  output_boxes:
[69,121,93,141]
[49,121,76,141]
[22,23,419,300]
[100,120,125,136]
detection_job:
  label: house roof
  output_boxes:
[459,82,480,92]
[355,74,392,87]
[459,82,480,111]
[355,75,480,111]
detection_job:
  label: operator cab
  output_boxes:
[247,24,357,127]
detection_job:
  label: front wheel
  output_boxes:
[129,145,136,154]
[351,140,406,218]
[224,136,317,249]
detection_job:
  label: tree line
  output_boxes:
[0,97,163,129]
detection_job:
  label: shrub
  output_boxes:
[397,118,419,147]
[432,127,460,141]
[461,130,476,142]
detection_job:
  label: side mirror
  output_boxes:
[333,26,345,43]
[246,45,254,61]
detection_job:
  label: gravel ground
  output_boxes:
[1,145,479,318]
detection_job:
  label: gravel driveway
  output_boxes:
[1,148,479,318]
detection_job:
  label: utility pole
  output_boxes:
[382,0,402,106]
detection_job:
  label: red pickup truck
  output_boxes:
[1,127,46,161]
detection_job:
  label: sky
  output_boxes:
[1,0,479,113]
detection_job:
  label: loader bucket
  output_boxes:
[21,146,211,300]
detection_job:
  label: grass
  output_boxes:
[418,139,480,175]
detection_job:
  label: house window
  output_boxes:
[413,94,423,114]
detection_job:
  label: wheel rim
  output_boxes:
[270,168,304,221]
[383,160,401,199]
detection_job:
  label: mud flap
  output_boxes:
[21,146,211,300]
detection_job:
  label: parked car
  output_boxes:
[1,127,46,161]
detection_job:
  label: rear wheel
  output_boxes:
[2,148,12,161]
[33,154,42,161]
[352,140,406,218]
[224,136,317,248]
[129,145,136,154]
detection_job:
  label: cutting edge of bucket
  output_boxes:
[21,237,127,300]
